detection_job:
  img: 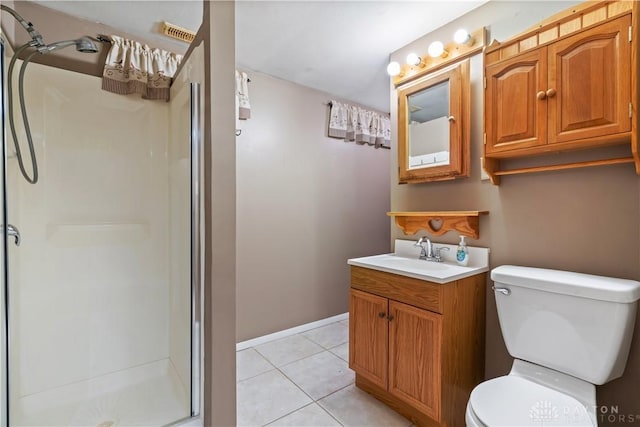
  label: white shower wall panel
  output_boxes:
[8,63,171,398]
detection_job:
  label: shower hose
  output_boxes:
[7,42,41,184]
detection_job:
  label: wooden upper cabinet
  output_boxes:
[485,48,547,154]
[482,1,640,183]
[388,300,442,421]
[484,12,633,158]
[349,289,388,390]
[547,15,631,144]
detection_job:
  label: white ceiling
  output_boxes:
[27,1,487,112]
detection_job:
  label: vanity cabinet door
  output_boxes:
[547,15,631,145]
[388,300,442,422]
[349,289,388,390]
[485,48,548,154]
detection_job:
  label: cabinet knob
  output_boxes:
[387,315,394,321]
[447,116,455,122]
[536,91,547,100]
[546,88,556,98]
[378,312,386,318]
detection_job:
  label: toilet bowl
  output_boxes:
[465,360,595,426]
[466,265,640,427]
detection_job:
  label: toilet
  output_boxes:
[466,265,640,426]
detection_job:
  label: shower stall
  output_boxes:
[0,11,204,427]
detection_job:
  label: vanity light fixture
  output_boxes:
[387,61,402,77]
[428,41,448,58]
[391,27,485,87]
[406,53,426,68]
[454,29,474,46]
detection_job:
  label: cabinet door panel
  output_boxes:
[548,15,631,144]
[388,301,442,421]
[349,289,388,389]
[485,48,547,154]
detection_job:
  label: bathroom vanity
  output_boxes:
[348,241,489,426]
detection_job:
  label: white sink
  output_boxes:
[368,254,450,271]
[347,239,490,284]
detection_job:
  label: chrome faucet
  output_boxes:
[432,246,450,262]
[415,236,433,260]
[415,236,450,262]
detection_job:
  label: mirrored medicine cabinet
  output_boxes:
[397,59,470,184]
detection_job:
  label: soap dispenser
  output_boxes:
[456,235,469,266]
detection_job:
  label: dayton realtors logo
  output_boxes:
[529,401,639,425]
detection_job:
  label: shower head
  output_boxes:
[75,37,99,53]
[43,37,98,54]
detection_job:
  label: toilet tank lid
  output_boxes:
[491,265,640,303]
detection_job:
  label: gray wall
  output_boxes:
[202,2,237,425]
[390,1,640,423]
[236,71,391,342]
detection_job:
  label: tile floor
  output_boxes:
[236,318,413,427]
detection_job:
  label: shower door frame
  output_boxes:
[190,81,203,420]
[1,35,8,427]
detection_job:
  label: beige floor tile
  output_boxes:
[302,323,349,349]
[237,370,312,426]
[328,342,348,362]
[318,384,411,427]
[237,348,274,382]
[255,334,324,367]
[266,403,341,426]
[339,319,349,328]
[280,351,354,400]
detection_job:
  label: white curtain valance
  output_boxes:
[236,70,251,120]
[328,100,391,148]
[102,35,183,101]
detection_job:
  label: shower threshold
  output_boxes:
[11,359,190,427]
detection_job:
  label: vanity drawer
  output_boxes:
[350,266,443,314]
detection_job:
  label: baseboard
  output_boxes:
[236,312,349,351]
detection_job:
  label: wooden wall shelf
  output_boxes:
[387,211,488,239]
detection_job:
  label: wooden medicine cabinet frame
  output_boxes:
[398,59,471,184]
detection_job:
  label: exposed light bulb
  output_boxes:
[428,41,447,58]
[454,29,474,46]
[454,29,470,44]
[386,61,401,77]
[406,53,422,66]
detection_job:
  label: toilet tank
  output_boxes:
[491,265,640,385]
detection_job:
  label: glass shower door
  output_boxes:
[1,43,199,426]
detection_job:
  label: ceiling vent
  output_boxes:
[162,22,196,43]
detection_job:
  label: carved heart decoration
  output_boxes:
[428,218,443,232]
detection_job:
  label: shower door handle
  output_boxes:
[3,224,21,246]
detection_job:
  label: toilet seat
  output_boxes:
[468,375,595,426]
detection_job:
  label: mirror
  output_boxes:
[408,80,450,169]
[398,59,470,183]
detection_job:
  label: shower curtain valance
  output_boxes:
[101,35,183,101]
[328,100,391,148]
